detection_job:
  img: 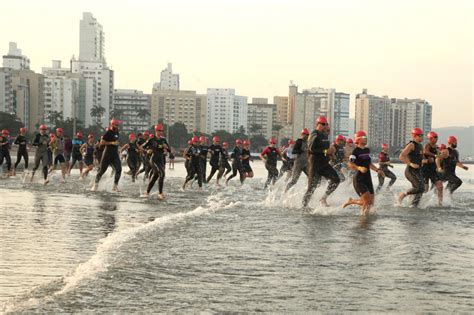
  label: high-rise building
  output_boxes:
[113,89,151,133]
[2,42,30,70]
[151,88,207,134]
[79,12,105,62]
[71,12,113,127]
[273,96,289,125]
[288,82,297,124]
[153,63,179,91]
[391,98,432,150]
[291,86,350,140]
[206,88,247,134]
[0,68,13,114]
[355,89,392,149]
[247,100,276,139]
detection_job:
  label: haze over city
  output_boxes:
[0,0,472,128]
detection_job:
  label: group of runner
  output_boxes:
[0,116,469,215]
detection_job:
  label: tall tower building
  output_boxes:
[153,63,179,91]
[206,88,248,134]
[79,12,105,62]
[2,42,30,70]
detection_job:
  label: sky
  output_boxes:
[0,0,472,128]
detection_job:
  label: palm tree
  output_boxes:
[249,123,263,135]
[90,105,106,125]
[110,108,124,121]
[136,108,150,121]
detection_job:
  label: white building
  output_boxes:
[291,86,350,140]
[391,98,432,150]
[71,12,113,127]
[0,68,13,114]
[355,89,392,149]
[247,98,276,139]
[113,89,151,133]
[206,88,247,134]
[2,42,30,70]
[153,63,179,91]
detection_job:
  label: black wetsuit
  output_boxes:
[70,138,84,169]
[332,143,346,182]
[127,141,140,182]
[376,151,396,192]
[0,136,11,172]
[184,145,202,187]
[404,141,424,207]
[84,143,95,166]
[143,137,168,194]
[94,140,104,166]
[14,135,28,170]
[262,146,280,188]
[217,147,232,180]
[242,148,253,174]
[32,133,50,180]
[95,129,121,185]
[441,147,463,193]
[207,144,223,182]
[199,144,209,183]
[227,146,245,184]
[53,137,66,165]
[422,144,440,186]
[286,138,308,192]
[302,130,340,207]
[350,147,374,195]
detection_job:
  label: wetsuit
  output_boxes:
[261,146,280,188]
[0,135,11,172]
[286,137,308,191]
[350,147,374,195]
[332,143,346,182]
[183,145,192,177]
[207,143,223,182]
[94,129,121,185]
[184,145,202,187]
[64,138,72,162]
[70,138,84,169]
[376,151,396,192]
[441,147,463,193]
[217,147,232,180]
[32,133,50,180]
[127,141,140,182]
[227,146,245,184]
[14,135,28,170]
[143,137,169,194]
[280,147,294,178]
[404,141,424,207]
[302,130,340,207]
[84,143,95,166]
[241,148,253,174]
[53,137,66,166]
[199,144,209,183]
[421,143,440,187]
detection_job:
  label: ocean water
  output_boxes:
[1,161,473,313]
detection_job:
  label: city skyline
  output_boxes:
[0,0,472,128]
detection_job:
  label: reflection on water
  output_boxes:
[98,200,117,237]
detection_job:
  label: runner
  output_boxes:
[69,132,84,176]
[285,128,309,192]
[30,124,51,185]
[436,136,469,197]
[80,134,95,179]
[206,136,223,182]
[183,136,203,190]
[226,139,245,185]
[421,131,443,205]
[48,127,67,182]
[260,137,282,188]
[143,124,169,199]
[216,141,232,186]
[241,139,254,179]
[376,143,397,192]
[13,127,28,175]
[343,131,385,215]
[0,129,12,176]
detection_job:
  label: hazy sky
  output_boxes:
[0,0,472,128]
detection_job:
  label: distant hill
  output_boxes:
[433,126,474,157]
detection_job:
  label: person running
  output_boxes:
[168,147,175,170]
[398,127,426,207]
[91,119,122,192]
[80,134,95,179]
[143,124,169,199]
[13,127,28,175]
[344,138,356,181]
[285,128,310,192]
[302,116,341,208]
[376,143,397,192]
[206,136,223,182]
[421,131,444,205]
[30,124,51,185]
[241,139,254,179]
[199,136,209,184]
[260,137,282,188]
[183,136,203,190]
[137,131,150,176]
[226,139,245,185]
[436,136,469,197]
[216,141,232,186]
[0,129,12,176]
[330,134,347,183]
[343,131,385,215]
[69,132,84,176]
[183,139,193,179]
[279,139,295,179]
[121,133,141,182]
[48,127,67,182]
